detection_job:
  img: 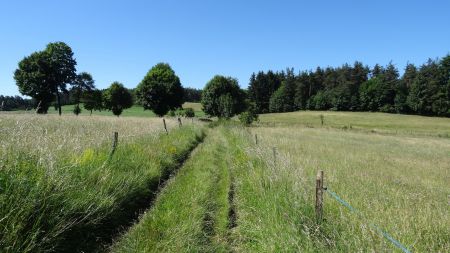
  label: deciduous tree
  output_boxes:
[136,63,184,116]
[201,75,245,118]
[103,82,133,116]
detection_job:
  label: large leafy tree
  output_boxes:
[14,51,54,113]
[201,75,246,118]
[72,72,95,115]
[103,82,133,116]
[136,63,184,116]
[82,89,103,115]
[14,42,77,115]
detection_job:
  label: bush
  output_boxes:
[239,111,259,126]
[167,110,176,117]
[176,108,185,117]
[184,108,195,117]
[73,104,82,115]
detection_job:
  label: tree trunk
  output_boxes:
[56,91,62,116]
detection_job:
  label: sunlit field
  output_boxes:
[246,112,450,252]
[259,110,450,138]
[1,111,448,252]
[0,113,204,252]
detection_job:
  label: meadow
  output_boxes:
[0,110,448,252]
[247,123,450,252]
[0,113,204,252]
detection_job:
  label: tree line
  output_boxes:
[248,55,450,117]
[9,41,449,119]
[10,42,204,116]
[0,95,34,111]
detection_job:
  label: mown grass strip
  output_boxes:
[111,127,234,253]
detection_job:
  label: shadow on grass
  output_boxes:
[52,132,206,253]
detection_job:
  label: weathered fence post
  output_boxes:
[320,114,324,126]
[315,170,324,222]
[272,147,276,165]
[163,118,168,134]
[35,100,42,114]
[110,132,118,156]
[255,134,258,145]
[178,117,182,127]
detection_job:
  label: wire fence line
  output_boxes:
[325,188,412,253]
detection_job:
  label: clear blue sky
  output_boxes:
[1,0,449,96]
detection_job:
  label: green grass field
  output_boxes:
[1,111,449,252]
[248,126,449,252]
[259,110,450,138]
[43,102,205,117]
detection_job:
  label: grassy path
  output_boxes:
[111,127,237,252]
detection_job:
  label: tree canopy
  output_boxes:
[136,63,184,116]
[248,54,450,117]
[14,42,77,114]
[82,89,103,115]
[201,75,246,118]
[72,72,95,115]
[103,82,133,116]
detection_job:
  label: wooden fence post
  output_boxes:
[178,117,182,127]
[110,132,118,156]
[272,147,276,165]
[163,118,168,134]
[35,100,42,114]
[315,170,324,222]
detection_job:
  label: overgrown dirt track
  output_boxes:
[111,126,239,252]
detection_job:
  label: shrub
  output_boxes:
[176,108,185,117]
[239,110,259,126]
[73,104,82,115]
[167,110,176,117]
[184,108,195,117]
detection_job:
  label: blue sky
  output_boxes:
[1,0,449,96]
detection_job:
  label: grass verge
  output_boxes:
[0,116,204,253]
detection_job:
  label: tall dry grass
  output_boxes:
[0,113,203,252]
